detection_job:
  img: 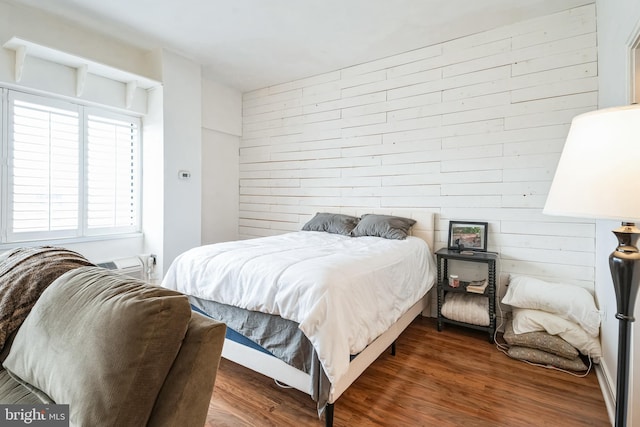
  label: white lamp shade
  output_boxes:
[544,105,640,222]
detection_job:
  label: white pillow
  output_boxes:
[512,308,602,362]
[502,275,600,337]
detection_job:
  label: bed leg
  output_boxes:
[325,403,334,427]
[391,340,396,356]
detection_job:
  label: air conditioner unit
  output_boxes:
[97,256,145,280]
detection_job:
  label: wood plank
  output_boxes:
[341,69,441,99]
[205,317,608,427]
[303,92,387,115]
[341,44,442,78]
[243,88,303,109]
[511,47,597,77]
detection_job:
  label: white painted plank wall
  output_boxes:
[239,4,597,295]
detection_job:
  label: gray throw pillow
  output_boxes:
[3,266,191,427]
[350,214,416,240]
[302,212,360,235]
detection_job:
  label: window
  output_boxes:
[2,90,141,243]
[85,109,140,235]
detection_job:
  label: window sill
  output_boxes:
[0,232,144,252]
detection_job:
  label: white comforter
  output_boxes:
[162,231,436,384]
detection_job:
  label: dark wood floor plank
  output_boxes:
[205,317,609,426]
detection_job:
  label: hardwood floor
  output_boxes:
[205,316,609,426]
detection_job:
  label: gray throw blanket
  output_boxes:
[0,246,94,350]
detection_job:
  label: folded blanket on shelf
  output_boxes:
[441,292,490,326]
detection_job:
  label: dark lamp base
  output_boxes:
[609,222,640,427]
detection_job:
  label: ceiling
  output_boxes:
[8,0,593,92]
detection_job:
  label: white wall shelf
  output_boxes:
[3,36,160,107]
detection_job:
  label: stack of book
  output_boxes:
[466,279,488,294]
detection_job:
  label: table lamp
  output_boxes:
[543,104,640,427]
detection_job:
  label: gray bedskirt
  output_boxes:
[188,296,331,414]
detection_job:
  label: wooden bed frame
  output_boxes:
[221,210,436,426]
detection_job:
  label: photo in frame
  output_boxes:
[447,221,488,252]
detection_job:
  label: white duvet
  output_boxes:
[162,231,436,384]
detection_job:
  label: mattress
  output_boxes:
[162,231,436,385]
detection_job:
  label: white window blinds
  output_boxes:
[86,110,140,235]
[5,91,141,243]
[8,93,80,240]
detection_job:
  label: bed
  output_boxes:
[161,212,437,426]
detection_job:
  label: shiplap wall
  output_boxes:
[240,4,597,293]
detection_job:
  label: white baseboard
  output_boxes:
[595,361,615,426]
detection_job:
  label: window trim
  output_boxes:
[1,88,143,244]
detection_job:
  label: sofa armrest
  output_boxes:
[148,312,226,427]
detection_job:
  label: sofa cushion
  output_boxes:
[147,312,226,427]
[2,266,191,426]
[0,370,46,405]
[503,315,578,360]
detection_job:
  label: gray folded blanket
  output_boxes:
[0,246,94,350]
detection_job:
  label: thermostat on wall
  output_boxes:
[178,170,191,179]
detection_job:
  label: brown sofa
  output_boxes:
[0,265,226,427]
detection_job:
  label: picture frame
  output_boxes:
[447,221,488,252]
